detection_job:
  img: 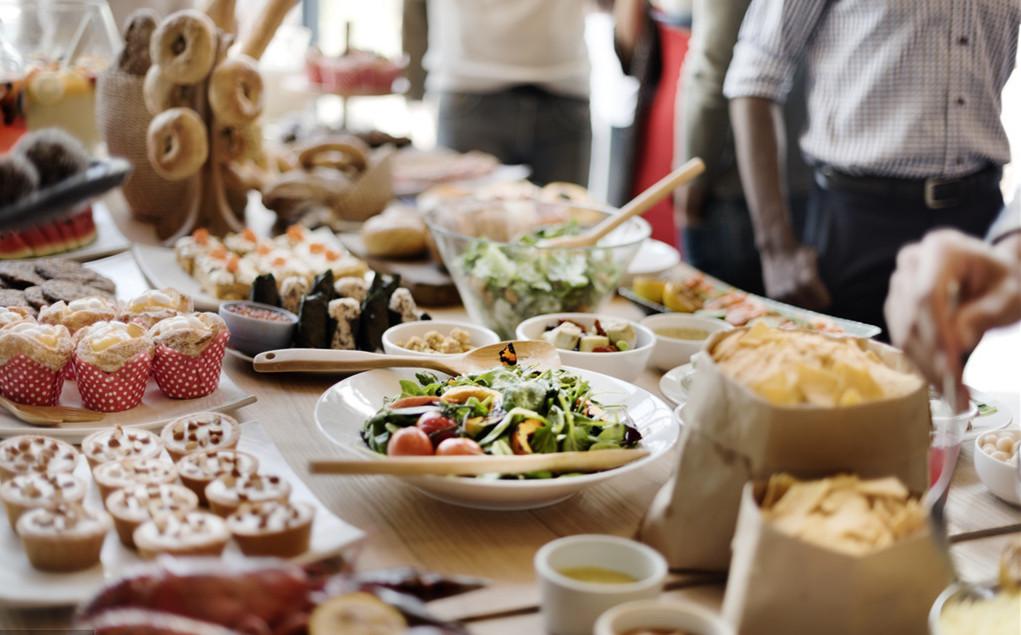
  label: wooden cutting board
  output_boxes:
[339,233,461,307]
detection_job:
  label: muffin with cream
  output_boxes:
[38,296,118,334]
[17,502,110,572]
[1,472,87,531]
[148,313,229,399]
[0,306,34,328]
[92,456,178,502]
[177,448,259,504]
[0,321,73,405]
[121,288,193,330]
[227,500,315,558]
[0,435,79,481]
[133,509,230,558]
[81,426,163,469]
[106,483,199,548]
[72,321,153,412]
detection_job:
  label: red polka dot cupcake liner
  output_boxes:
[62,362,75,382]
[74,351,153,412]
[0,354,66,406]
[152,330,228,400]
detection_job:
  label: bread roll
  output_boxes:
[361,208,427,258]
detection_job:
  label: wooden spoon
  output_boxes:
[252,340,560,375]
[540,158,705,249]
[309,449,649,477]
[0,396,104,427]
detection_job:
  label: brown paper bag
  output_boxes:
[640,329,931,571]
[722,483,951,635]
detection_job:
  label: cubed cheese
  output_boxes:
[543,322,582,350]
[579,335,610,352]
[603,320,636,349]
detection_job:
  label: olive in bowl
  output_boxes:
[218,301,298,357]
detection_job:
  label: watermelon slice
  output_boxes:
[0,232,32,259]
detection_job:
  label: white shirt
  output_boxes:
[424,0,591,97]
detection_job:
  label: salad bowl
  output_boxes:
[313,367,679,510]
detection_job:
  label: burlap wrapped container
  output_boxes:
[96,66,198,223]
[640,328,931,571]
[722,482,951,635]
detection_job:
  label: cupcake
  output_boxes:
[1,472,87,532]
[81,426,163,469]
[148,313,228,399]
[121,289,193,330]
[132,509,229,558]
[0,306,34,328]
[92,456,177,502]
[0,435,79,481]
[38,296,119,334]
[105,483,199,548]
[0,322,72,405]
[160,412,241,462]
[73,321,154,412]
[177,449,259,505]
[205,471,291,517]
[17,502,110,572]
[226,500,315,558]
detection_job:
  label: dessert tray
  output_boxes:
[0,421,365,608]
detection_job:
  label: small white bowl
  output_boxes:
[595,599,734,635]
[535,534,668,635]
[640,313,732,371]
[973,429,1021,505]
[382,320,500,357]
[515,313,654,382]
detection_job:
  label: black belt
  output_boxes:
[813,164,1002,210]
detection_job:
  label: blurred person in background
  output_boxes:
[724,0,1019,334]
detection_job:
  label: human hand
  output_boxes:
[674,183,707,226]
[760,245,831,310]
[885,230,1021,408]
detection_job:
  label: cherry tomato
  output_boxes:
[436,438,484,456]
[416,411,458,445]
[387,427,434,456]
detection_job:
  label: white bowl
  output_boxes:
[640,313,732,371]
[595,599,734,635]
[313,367,678,510]
[973,429,1021,505]
[382,320,500,357]
[535,535,668,635]
[515,313,654,382]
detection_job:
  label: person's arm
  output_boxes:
[612,0,646,70]
[675,0,750,225]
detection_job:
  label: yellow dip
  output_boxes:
[654,327,709,341]
[557,566,637,584]
[940,591,1020,635]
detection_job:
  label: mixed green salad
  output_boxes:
[360,363,643,478]
[458,222,624,338]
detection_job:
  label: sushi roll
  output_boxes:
[328,298,360,350]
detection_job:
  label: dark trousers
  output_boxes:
[436,88,592,186]
[804,177,1003,336]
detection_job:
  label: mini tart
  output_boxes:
[177,449,259,505]
[205,471,291,517]
[38,296,119,334]
[74,320,154,372]
[160,412,241,462]
[0,321,72,371]
[17,502,110,572]
[226,500,315,558]
[132,509,229,558]
[81,426,163,468]
[106,483,199,548]
[0,306,33,328]
[148,312,227,357]
[122,288,194,330]
[1,472,87,532]
[93,457,178,502]
[0,435,79,482]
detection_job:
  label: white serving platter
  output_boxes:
[658,362,695,408]
[0,421,365,608]
[623,239,681,284]
[314,366,679,511]
[9,202,131,264]
[84,250,152,301]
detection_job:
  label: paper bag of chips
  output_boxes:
[641,324,930,571]
[722,476,951,635]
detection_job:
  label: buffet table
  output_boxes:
[0,194,1018,633]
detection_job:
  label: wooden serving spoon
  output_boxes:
[309,449,649,477]
[252,340,561,375]
[0,395,104,427]
[540,157,705,249]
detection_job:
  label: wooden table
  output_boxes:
[1,197,1018,633]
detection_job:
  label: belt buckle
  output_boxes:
[924,177,961,210]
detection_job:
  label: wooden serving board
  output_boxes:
[338,233,461,307]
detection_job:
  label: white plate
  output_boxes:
[965,388,1013,438]
[314,367,679,511]
[658,363,695,407]
[84,251,152,301]
[0,421,365,608]
[0,373,256,442]
[625,239,681,280]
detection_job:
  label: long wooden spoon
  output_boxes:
[309,449,649,477]
[253,340,560,375]
[540,157,705,249]
[0,395,104,427]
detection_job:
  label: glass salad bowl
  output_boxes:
[425,198,650,339]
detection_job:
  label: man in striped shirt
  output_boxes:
[722,0,1019,334]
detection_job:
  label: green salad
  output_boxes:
[361,363,642,478]
[458,222,623,338]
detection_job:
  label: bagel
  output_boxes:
[147,107,209,181]
[143,65,199,115]
[149,10,217,84]
[296,136,369,175]
[208,55,264,126]
[214,123,262,163]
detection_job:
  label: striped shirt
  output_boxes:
[723,0,1020,179]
